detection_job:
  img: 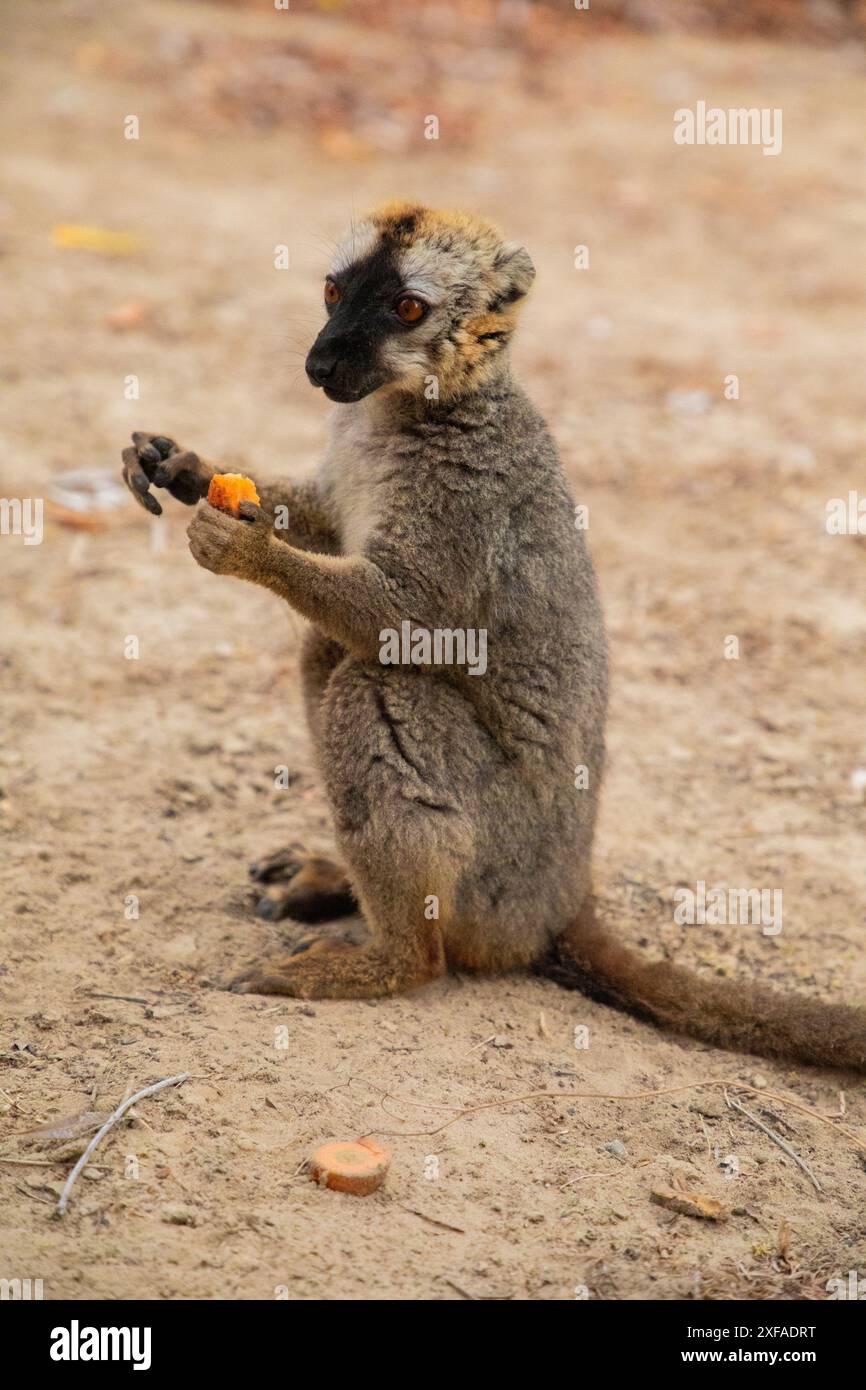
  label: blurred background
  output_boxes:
[1,0,865,1300]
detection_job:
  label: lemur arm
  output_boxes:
[255,478,341,555]
[121,432,339,553]
[187,506,435,658]
[246,546,408,656]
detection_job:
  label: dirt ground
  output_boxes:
[1,0,865,1301]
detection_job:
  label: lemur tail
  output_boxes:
[537,900,866,1072]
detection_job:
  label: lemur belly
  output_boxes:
[318,409,393,555]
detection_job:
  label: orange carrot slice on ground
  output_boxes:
[308,1137,391,1196]
[207,473,260,516]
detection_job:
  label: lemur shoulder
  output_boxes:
[122,201,866,1072]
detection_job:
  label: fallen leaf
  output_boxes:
[20,1110,109,1143]
[651,1185,728,1221]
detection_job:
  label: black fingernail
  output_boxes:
[139,445,160,464]
[152,436,174,456]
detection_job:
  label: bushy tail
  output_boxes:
[537,901,866,1072]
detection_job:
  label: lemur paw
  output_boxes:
[249,846,357,923]
[121,431,215,514]
[227,938,357,997]
[248,843,308,884]
[186,498,269,578]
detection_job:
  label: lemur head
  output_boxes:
[305,202,535,404]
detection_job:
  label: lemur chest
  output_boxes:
[319,414,397,555]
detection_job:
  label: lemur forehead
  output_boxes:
[394,243,475,303]
[329,221,381,277]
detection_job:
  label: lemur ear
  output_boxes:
[492,241,536,303]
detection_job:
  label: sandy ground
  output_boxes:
[1,1,865,1300]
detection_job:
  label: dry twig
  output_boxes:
[56,1073,189,1216]
[724,1091,822,1193]
[365,1078,866,1164]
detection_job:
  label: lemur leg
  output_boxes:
[249,632,355,923]
[230,661,483,998]
[300,627,347,749]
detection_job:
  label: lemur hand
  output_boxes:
[187,500,272,578]
[121,432,216,516]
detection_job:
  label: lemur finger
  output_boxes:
[132,431,178,464]
[152,450,209,505]
[152,451,198,486]
[121,446,162,516]
[238,501,264,525]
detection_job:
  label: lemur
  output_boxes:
[122,201,866,1071]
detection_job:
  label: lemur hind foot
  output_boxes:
[249,846,357,923]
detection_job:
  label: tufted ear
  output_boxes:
[492,241,536,304]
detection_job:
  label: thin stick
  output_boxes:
[458,1034,496,1061]
[443,1277,477,1300]
[562,1169,613,1187]
[86,992,150,1006]
[724,1091,822,1193]
[56,1073,189,1216]
[364,1079,866,1156]
[699,1115,712,1157]
[397,1203,466,1234]
[0,1156,71,1167]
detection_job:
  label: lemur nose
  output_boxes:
[306,352,338,386]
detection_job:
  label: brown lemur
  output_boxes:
[122,201,865,1071]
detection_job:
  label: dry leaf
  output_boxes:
[20,1110,110,1143]
[651,1185,728,1221]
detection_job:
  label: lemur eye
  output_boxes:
[324,279,340,306]
[395,295,426,324]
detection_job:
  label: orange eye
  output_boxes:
[396,296,426,324]
[324,279,340,305]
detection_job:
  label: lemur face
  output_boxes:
[305,203,535,403]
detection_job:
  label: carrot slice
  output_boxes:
[207,472,260,516]
[308,1137,391,1196]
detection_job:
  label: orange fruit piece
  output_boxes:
[207,472,260,516]
[308,1137,391,1196]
